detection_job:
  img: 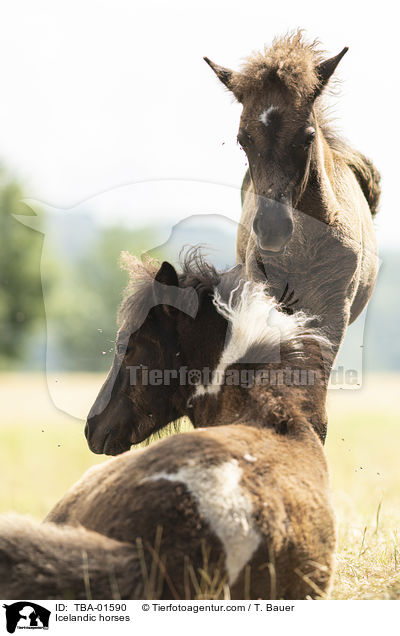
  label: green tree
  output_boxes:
[45,223,158,371]
[0,169,44,367]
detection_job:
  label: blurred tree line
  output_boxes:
[43,223,155,371]
[0,168,44,367]
[0,166,399,373]
[0,167,156,371]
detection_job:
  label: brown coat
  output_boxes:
[0,421,334,600]
[0,261,336,600]
[205,32,380,361]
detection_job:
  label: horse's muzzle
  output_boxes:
[85,412,132,456]
[253,199,294,254]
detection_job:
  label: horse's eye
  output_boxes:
[237,130,252,148]
[117,343,127,355]
[304,126,316,147]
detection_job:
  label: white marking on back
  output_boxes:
[144,459,261,585]
[259,106,278,127]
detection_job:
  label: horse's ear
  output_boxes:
[154,261,179,287]
[204,57,234,90]
[152,262,181,319]
[314,47,348,97]
[204,56,246,101]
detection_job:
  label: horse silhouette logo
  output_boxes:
[2,602,50,633]
[14,181,371,401]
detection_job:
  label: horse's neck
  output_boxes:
[297,126,337,225]
[190,365,320,440]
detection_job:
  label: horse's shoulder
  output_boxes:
[334,146,381,217]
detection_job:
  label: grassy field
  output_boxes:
[0,372,399,599]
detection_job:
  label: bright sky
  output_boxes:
[0,0,398,247]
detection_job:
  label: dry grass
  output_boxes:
[0,372,399,599]
[331,513,400,599]
[326,375,400,599]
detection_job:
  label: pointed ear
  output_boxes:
[204,56,235,90]
[154,261,179,287]
[314,47,349,97]
[152,262,181,319]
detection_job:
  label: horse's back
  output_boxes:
[345,149,381,217]
[46,424,335,599]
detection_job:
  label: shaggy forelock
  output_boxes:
[232,30,325,101]
[118,252,159,328]
[118,248,222,330]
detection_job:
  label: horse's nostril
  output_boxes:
[255,203,293,232]
[84,419,92,440]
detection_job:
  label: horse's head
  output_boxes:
[85,257,227,455]
[85,251,331,454]
[205,33,348,256]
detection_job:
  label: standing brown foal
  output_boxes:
[205,31,380,367]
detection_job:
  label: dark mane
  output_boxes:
[179,247,221,290]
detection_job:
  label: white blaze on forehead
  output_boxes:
[144,459,261,585]
[259,106,278,127]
